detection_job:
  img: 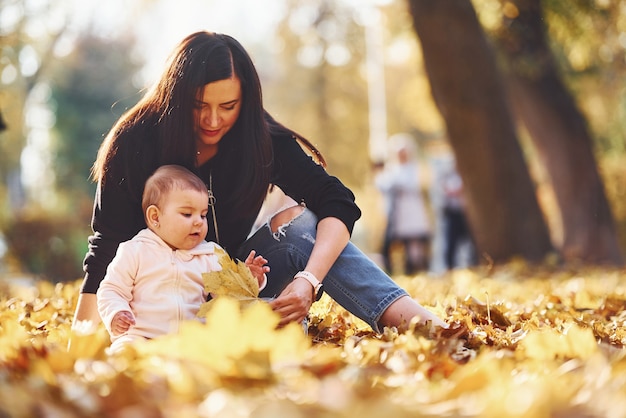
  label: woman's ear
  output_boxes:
[146,205,160,228]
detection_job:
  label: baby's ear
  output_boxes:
[146,205,160,226]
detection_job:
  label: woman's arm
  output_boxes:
[270,216,349,326]
[301,217,349,283]
[267,133,362,325]
[82,179,144,293]
[74,144,149,326]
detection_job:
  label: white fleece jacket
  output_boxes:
[97,228,222,348]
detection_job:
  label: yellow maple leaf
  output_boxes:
[199,249,261,316]
[203,249,259,298]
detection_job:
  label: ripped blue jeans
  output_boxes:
[235,206,408,332]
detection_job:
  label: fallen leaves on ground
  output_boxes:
[1,263,626,417]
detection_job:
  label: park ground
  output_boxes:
[1,261,626,417]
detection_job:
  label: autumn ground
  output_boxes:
[1,262,626,418]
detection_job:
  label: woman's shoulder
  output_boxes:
[269,131,303,160]
[270,129,296,144]
[270,131,320,160]
[106,122,159,177]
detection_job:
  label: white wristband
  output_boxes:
[294,270,323,300]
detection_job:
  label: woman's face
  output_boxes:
[193,76,242,159]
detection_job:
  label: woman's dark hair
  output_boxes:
[92,31,276,213]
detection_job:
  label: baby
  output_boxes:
[97,165,269,352]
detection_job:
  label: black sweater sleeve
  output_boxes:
[81,139,154,294]
[272,134,361,234]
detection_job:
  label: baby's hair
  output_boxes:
[142,165,207,215]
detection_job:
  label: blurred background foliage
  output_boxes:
[0,0,625,282]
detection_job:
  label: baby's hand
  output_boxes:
[111,310,136,336]
[244,250,270,287]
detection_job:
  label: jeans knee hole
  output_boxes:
[272,224,288,241]
[269,205,305,234]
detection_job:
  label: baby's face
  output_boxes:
[156,188,209,250]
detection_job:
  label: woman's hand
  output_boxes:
[269,277,313,327]
[111,310,135,335]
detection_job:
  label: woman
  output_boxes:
[75,31,446,333]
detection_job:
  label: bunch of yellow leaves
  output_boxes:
[133,297,310,382]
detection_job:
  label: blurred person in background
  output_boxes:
[375,134,432,275]
[430,155,476,271]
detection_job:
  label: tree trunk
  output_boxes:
[408,0,553,263]
[495,0,623,265]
